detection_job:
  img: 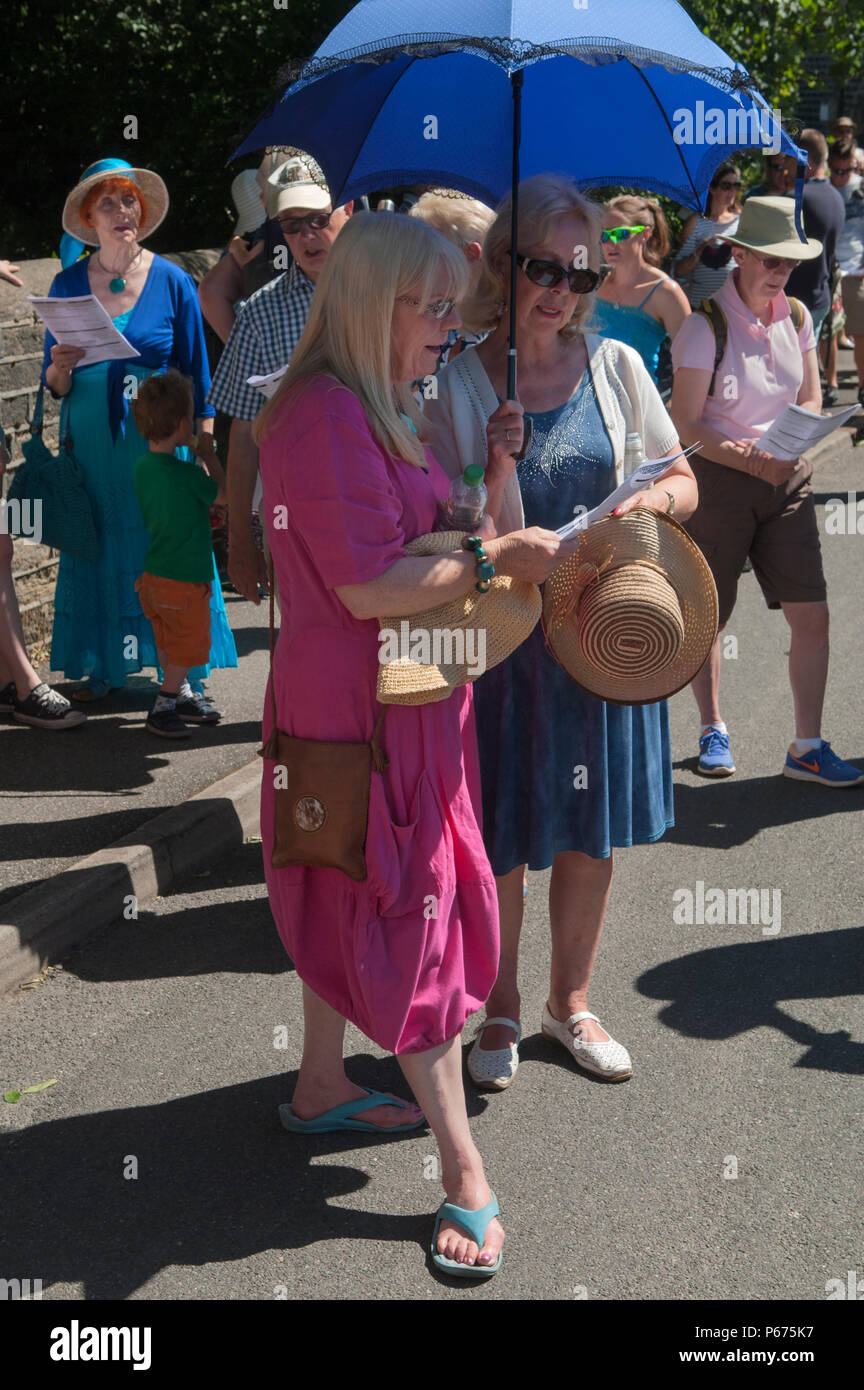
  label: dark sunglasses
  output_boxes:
[512,252,600,294]
[277,211,332,235]
[717,179,742,190]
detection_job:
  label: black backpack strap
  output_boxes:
[692,297,728,397]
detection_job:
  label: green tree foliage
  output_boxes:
[0,0,348,257]
[688,0,864,107]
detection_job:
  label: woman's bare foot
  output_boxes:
[290,1078,423,1128]
[436,1173,505,1267]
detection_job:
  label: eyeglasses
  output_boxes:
[396,295,457,319]
[749,251,799,270]
[512,253,600,294]
[277,211,332,235]
[601,225,648,244]
[766,162,786,172]
[717,180,742,190]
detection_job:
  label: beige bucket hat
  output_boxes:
[542,508,719,705]
[720,195,821,260]
[377,531,542,705]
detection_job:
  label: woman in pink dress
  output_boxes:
[253,211,570,1277]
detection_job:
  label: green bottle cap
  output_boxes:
[463,465,485,485]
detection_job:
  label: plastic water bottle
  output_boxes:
[444,465,488,527]
[623,431,645,474]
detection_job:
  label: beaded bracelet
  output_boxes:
[463,535,495,593]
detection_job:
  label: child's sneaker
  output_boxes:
[175,690,221,723]
[697,727,735,776]
[783,741,864,787]
[12,683,86,729]
[145,708,192,739]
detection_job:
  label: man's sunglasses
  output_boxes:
[277,211,332,235]
[749,251,799,270]
[601,225,648,244]
[512,252,600,294]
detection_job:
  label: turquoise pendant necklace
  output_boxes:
[96,248,142,293]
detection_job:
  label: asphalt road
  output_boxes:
[1,433,862,1304]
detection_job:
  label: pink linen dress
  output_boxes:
[259,376,499,1055]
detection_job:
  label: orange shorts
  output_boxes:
[135,572,211,668]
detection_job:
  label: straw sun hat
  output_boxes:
[542,508,718,705]
[376,531,542,705]
[62,158,169,246]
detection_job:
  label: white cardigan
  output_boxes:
[423,336,680,535]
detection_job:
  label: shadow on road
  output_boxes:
[665,769,864,849]
[0,1058,441,1300]
[636,926,864,1075]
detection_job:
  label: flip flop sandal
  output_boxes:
[278,1088,425,1134]
[70,681,112,703]
[431,1193,502,1279]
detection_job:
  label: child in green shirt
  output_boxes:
[132,371,226,737]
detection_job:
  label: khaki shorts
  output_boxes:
[135,572,212,668]
[841,274,864,336]
[683,455,827,628]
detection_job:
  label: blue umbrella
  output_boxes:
[234,0,806,402]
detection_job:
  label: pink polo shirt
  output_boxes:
[671,270,816,442]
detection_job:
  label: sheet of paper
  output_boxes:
[759,402,861,460]
[555,450,695,540]
[29,294,140,367]
[248,364,289,399]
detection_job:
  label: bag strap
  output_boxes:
[693,298,727,397]
[31,379,74,452]
[257,552,389,771]
[786,295,803,332]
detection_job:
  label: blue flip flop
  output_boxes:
[279,1089,425,1134]
[431,1193,502,1279]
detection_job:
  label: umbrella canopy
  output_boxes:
[234,0,804,216]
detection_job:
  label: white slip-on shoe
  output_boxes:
[541,1004,633,1081]
[466,1016,522,1091]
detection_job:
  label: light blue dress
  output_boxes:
[43,259,237,686]
[589,281,669,385]
[473,368,674,874]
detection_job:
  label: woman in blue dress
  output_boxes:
[426,175,697,1091]
[589,195,690,397]
[42,158,237,707]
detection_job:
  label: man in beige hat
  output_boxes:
[671,194,863,787]
[207,156,353,603]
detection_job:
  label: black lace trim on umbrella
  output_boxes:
[277,35,755,95]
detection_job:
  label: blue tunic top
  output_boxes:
[40,255,235,687]
[473,367,673,873]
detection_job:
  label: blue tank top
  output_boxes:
[589,279,669,384]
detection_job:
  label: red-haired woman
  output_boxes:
[41,159,236,707]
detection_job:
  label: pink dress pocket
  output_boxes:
[366,768,456,919]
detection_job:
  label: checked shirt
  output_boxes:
[207,261,315,421]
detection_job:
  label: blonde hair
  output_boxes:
[604,194,670,267]
[459,174,603,339]
[409,191,494,246]
[253,211,469,466]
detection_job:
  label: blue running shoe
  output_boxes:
[783,741,864,787]
[697,727,735,776]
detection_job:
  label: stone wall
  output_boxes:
[0,251,220,648]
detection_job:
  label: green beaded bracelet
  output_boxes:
[463,535,495,593]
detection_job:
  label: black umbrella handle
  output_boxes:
[507,70,532,462]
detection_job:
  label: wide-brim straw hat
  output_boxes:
[720,195,821,260]
[377,531,542,705]
[542,508,718,705]
[62,158,169,246]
